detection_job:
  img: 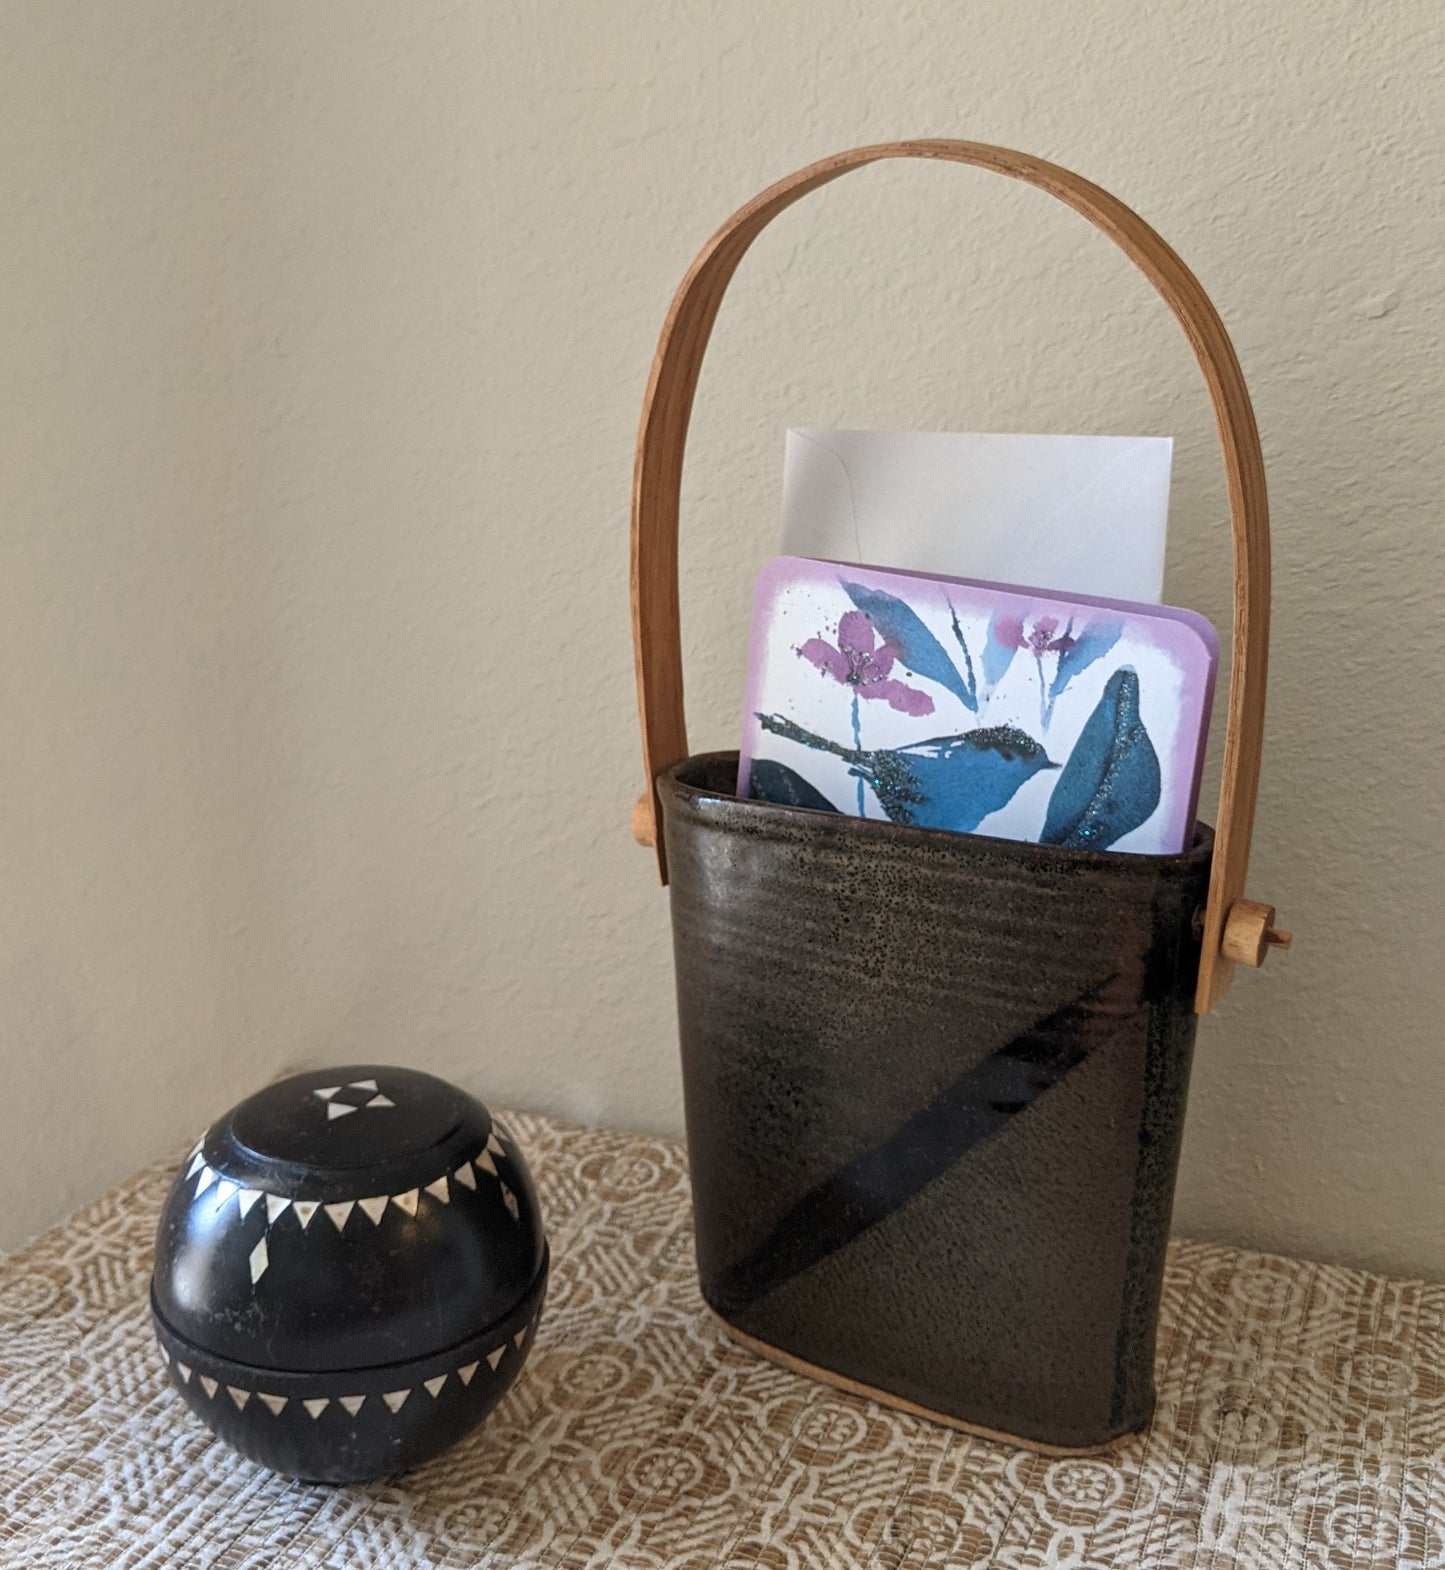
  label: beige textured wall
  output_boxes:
[2,2,1442,1274]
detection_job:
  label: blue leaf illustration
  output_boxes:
[1047,619,1123,702]
[981,610,1019,690]
[1040,667,1161,850]
[841,581,977,712]
[756,713,1056,832]
[748,758,841,814]
[946,601,978,703]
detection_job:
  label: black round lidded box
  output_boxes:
[151,1066,547,1483]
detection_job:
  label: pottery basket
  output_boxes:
[629,141,1288,1453]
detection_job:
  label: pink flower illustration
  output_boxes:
[992,614,1076,657]
[797,611,935,717]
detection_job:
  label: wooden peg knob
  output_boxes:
[631,792,656,847]
[1221,898,1292,967]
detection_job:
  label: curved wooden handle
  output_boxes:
[631,140,1275,1013]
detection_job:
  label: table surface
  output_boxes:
[1,1109,1442,1569]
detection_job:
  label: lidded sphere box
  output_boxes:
[150,1066,547,1483]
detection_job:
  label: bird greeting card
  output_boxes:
[738,557,1218,855]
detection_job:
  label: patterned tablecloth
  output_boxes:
[1,1109,1442,1569]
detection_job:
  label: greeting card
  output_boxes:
[738,557,1218,855]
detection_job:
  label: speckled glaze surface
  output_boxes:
[660,753,1213,1452]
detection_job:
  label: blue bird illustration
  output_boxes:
[755,713,1058,832]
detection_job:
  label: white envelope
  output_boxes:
[780,429,1172,604]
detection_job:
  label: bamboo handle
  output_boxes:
[630,140,1278,1013]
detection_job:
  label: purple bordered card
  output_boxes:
[738,557,1219,855]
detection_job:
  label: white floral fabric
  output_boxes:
[1,1111,1441,1568]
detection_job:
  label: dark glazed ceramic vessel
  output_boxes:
[660,754,1211,1453]
[150,1066,547,1482]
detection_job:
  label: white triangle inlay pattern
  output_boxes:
[486,1347,505,1371]
[382,1389,410,1413]
[339,1395,366,1416]
[176,1362,193,1384]
[513,1326,528,1349]
[303,1398,330,1420]
[172,1096,526,1304]
[227,1386,250,1410]
[423,1375,447,1398]
[199,1376,218,1399]
[259,1393,287,1415]
[349,1079,378,1093]
[457,1361,478,1386]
